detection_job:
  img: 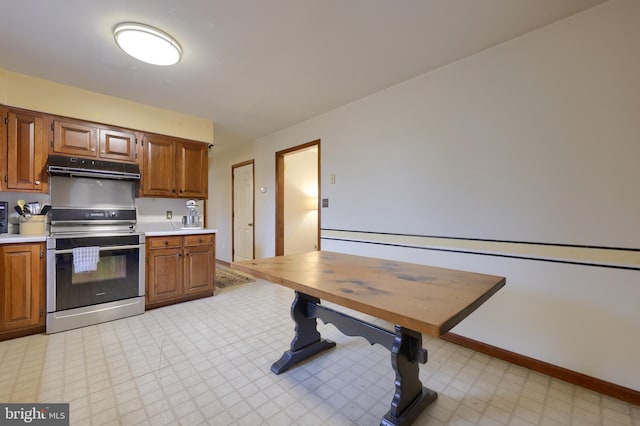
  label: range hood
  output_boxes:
[47,155,140,180]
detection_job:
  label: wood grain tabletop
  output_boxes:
[232,251,505,337]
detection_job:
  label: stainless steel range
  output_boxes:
[46,156,145,334]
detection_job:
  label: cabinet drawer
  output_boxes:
[183,234,214,246]
[147,236,182,249]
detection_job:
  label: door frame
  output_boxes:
[231,159,255,261]
[275,140,321,256]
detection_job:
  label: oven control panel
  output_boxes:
[85,210,119,219]
[51,208,137,223]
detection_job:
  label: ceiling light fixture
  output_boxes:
[114,22,182,66]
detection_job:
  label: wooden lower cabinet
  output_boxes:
[146,233,215,309]
[0,243,45,340]
[184,235,216,295]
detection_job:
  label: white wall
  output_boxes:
[211,0,640,390]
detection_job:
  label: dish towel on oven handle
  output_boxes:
[72,246,100,273]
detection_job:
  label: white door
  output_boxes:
[233,162,254,261]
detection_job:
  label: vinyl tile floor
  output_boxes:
[0,279,638,425]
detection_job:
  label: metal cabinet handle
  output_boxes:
[35,180,41,185]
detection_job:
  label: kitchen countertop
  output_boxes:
[0,234,47,244]
[136,222,217,237]
[0,223,217,243]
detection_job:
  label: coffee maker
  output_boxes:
[181,199,201,227]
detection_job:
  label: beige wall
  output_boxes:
[0,68,213,143]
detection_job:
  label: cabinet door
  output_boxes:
[183,244,214,295]
[52,119,98,157]
[146,247,183,303]
[0,244,43,331]
[99,128,137,162]
[142,135,176,197]
[6,111,45,191]
[176,142,208,198]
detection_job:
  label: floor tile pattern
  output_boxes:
[0,279,638,425]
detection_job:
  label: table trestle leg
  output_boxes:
[381,326,437,426]
[271,292,336,374]
[273,291,437,425]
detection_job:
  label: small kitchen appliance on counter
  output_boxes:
[0,202,8,234]
[182,199,201,228]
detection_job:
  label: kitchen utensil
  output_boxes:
[27,202,40,215]
[15,205,25,217]
[17,199,26,212]
[39,205,51,215]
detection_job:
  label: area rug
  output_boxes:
[215,265,255,288]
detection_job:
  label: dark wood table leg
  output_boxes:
[272,294,436,425]
[381,326,438,426]
[271,291,336,374]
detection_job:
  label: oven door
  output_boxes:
[47,234,144,312]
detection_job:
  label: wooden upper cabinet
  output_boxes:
[52,119,98,157]
[142,134,176,197]
[176,141,208,198]
[4,109,46,192]
[99,128,137,162]
[1,105,209,199]
[141,134,208,199]
[50,117,137,163]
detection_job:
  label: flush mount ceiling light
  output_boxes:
[114,22,182,66]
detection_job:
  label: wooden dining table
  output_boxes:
[232,251,505,426]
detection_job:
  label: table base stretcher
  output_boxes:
[272,291,438,426]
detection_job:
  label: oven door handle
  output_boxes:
[53,244,142,254]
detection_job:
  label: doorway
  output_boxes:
[232,160,255,261]
[275,140,320,256]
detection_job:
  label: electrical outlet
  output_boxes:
[166,210,172,219]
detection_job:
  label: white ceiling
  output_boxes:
[0,0,607,149]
